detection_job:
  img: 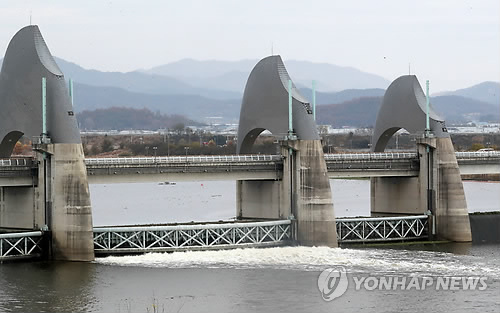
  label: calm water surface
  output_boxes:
[0,180,498,312]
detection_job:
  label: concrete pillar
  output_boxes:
[433,137,472,242]
[284,140,337,247]
[236,139,337,247]
[36,143,94,261]
[370,136,471,242]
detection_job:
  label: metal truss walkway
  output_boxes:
[93,220,293,255]
[336,215,429,243]
[1,214,432,260]
[0,231,43,262]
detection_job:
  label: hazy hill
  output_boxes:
[436,81,500,106]
[431,95,499,123]
[144,58,391,93]
[72,82,241,123]
[316,95,499,127]
[54,58,240,100]
[76,107,201,131]
[317,97,382,127]
[299,88,385,105]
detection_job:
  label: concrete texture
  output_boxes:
[370,75,471,242]
[236,180,284,219]
[0,186,34,229]
[434,138,472,242]
[286,140,337,247]
[372,75,448,152]
[0,26,81,157]
[0,25,94,260]
[236,56,336,247]
[46,144,94,261]
[237,55,319,154]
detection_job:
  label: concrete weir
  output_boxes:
[371,75,471,242]
[0,25,94,261]
[36,144,94,261]
[236,55,337,247]
[286,140,337,247]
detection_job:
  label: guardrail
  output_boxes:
[93,220,292,254]
[455,151,500,159]
[336,215,429,243]
[0,158,33,167]
[324,152,418,161]
[0,231,44,261]
[85,154,281,166]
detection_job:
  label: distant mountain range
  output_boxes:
[435,81,499,106]
[1,57,498,128]
[317,95,499,127]
[72,82,240,123]
[142,58,391,93]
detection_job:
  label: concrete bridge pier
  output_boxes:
[237,139,337,247]
[370,75,471,242]
[371,136,471,242]
[35,143,94,261]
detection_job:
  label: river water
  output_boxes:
[0,180,499,312]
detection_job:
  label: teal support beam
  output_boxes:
[288,79,293,135]
[42,76,47,137]
[425,80,430,132]
[69,78,74,105]
[312,80,316,121]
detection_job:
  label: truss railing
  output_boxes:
[0,158,34,167]
[0,231,43,260]
[336,215,429,243]
[93,220,292,254]
[324,152,418,161]
[455,151,500,159]
[85,154,282,166]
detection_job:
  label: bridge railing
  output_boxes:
[455,151,500,159]
[336,215,429,243]
[324,152,418,161]
[0,158,33,167]
[85,154,282,166]
[93,220,292,254]
[0,231,43,260]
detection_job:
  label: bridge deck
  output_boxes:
[0,151,498,185]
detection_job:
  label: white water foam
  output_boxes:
[96,246,500,278]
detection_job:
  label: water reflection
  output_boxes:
[0,261,97,313]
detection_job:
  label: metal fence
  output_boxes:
[0,231,43,261]
[93,220,292,254]
[336,215,429,243]
[0,158,33,167]
[86,154,281,166]
[324,152,418,161]
[455,151,500,159]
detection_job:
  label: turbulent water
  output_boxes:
[0,180,499,312]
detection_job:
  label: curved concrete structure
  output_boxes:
[236,56,337,247]
[0,26,81,157]
[237,55,319,154]
[372,75,447,152]
[0,26,94,261]
[370,75,471,242]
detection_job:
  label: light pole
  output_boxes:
[184,146,190,161]
[153,146,157,163]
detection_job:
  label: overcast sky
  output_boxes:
[0,0,499,92]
